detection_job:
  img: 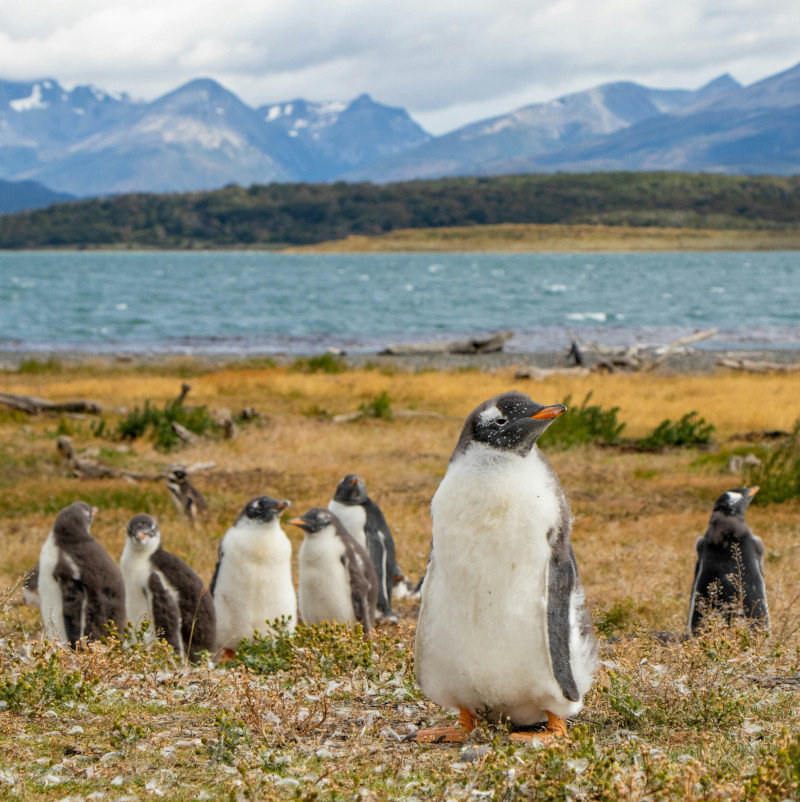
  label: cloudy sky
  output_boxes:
[0,0,798,134]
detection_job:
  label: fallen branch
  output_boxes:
[381,331,513,356]
[0,392,102,415]
[515,366,592,380]
[648,328,717,370]
[718,357,800,373]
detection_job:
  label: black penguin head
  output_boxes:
[168,465,188,483]
[289,507,337,535]
[453,391,567,459]
[126,514,162,550]
[712,486,759,519]
[333,474,368,505]
[237,495,290,526]
[53,501,96,541]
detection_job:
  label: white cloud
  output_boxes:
[0,0,798,133]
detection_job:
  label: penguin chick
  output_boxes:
[121,514,216,661]
[166,466,208,525]
[211,496,297,651]
[38,501,126,646]
[687,486,769,636]
[412,391,597,743]
[328,473,403,623]
[290,507,378,636]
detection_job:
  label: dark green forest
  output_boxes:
[1,172,799,249]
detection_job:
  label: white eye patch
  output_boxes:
[726,491,743,504]
[479,405,502,424]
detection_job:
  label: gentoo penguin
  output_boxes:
[120,514,216,662]
[328,474,403,623]
[412,391,597,743]
[211,496,296,652]
[166,466,208,525]
[38,501,126,646]
[289,507,378,636]
[687,486,769,636]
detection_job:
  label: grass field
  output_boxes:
[287,223,800,253]
[1,359,799,799]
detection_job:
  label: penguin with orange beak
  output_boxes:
[121,513,216,661]
[211,495,297,652]
[411,391,597,743]
[687,486,769,636]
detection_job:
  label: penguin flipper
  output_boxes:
[148,573,183,656]
[546,548,579,703]
[365,523,395,619]
[209,544,224,596]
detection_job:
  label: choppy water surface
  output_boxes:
[0,250,798,353]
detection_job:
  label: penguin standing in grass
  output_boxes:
[328,474,403,623]
[687,486,769,636]
[38,501,126,646]
[411,391,597,743]
[290,507,378,636]
[121,514,216,662]
[211,496,296,652]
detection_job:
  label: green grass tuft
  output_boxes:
[746,420,800,503]
[540,392,625,449]
[639,411,715,450]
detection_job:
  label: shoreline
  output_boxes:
[2,345,800,375]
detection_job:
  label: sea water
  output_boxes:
[0,250,798,353]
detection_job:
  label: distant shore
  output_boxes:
[285,223,800,253]
[2,346,800,376]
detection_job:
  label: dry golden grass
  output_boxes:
[2,361,799,631]
[287,223,800,253]
[2,360,800,799]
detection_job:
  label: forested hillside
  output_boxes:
[1,172,799,249]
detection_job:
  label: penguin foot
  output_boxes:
[510,711,568,743]
[216,648,237,666]
[405,707,476,743]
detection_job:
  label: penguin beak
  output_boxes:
[136,531,148,542]
[531,404,567,420]
[748,486,760,497]
[350,477,359,485]
[288,517,305,528]
[276,500,290,511]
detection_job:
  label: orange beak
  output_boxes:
[288,517,304,527]
[531,404,567,420]
[350,477,359,485]
[276,500,290,511]
[748,486,760,496]
[136,531,148,542]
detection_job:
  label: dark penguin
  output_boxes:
[412,391,597,743]
[38,502,126,646]
[687,486,769,636]
[166,466,208,525]
[121,514,216,662]
[211,496,297,651]
[328,474,403,623]
[290,507,379,636]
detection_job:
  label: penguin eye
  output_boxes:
[495,418,508,427]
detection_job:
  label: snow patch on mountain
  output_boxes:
[10,84,49,112]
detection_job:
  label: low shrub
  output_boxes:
[539,392,625,449]
[359,390,393,420]
[116,396,214,451]
[638,411,715,450]
[746,421,800,503]
[290,354,347,373]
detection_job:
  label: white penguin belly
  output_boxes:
[298,532,355,626]
[214,523,296,649]
[327,502,367,550]
[38,533,69,643]
[120,547,156,642]
[416,449,582,724]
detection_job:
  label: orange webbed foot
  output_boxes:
[405,707,477,743]
[509,711,568,743]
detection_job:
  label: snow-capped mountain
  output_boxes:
[258,94,430,179]
[0,78,430,195]
[345,74,743,181]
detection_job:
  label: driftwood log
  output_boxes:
[0,392,102,415]
[381,330,513,356]
[718,358,800,373]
